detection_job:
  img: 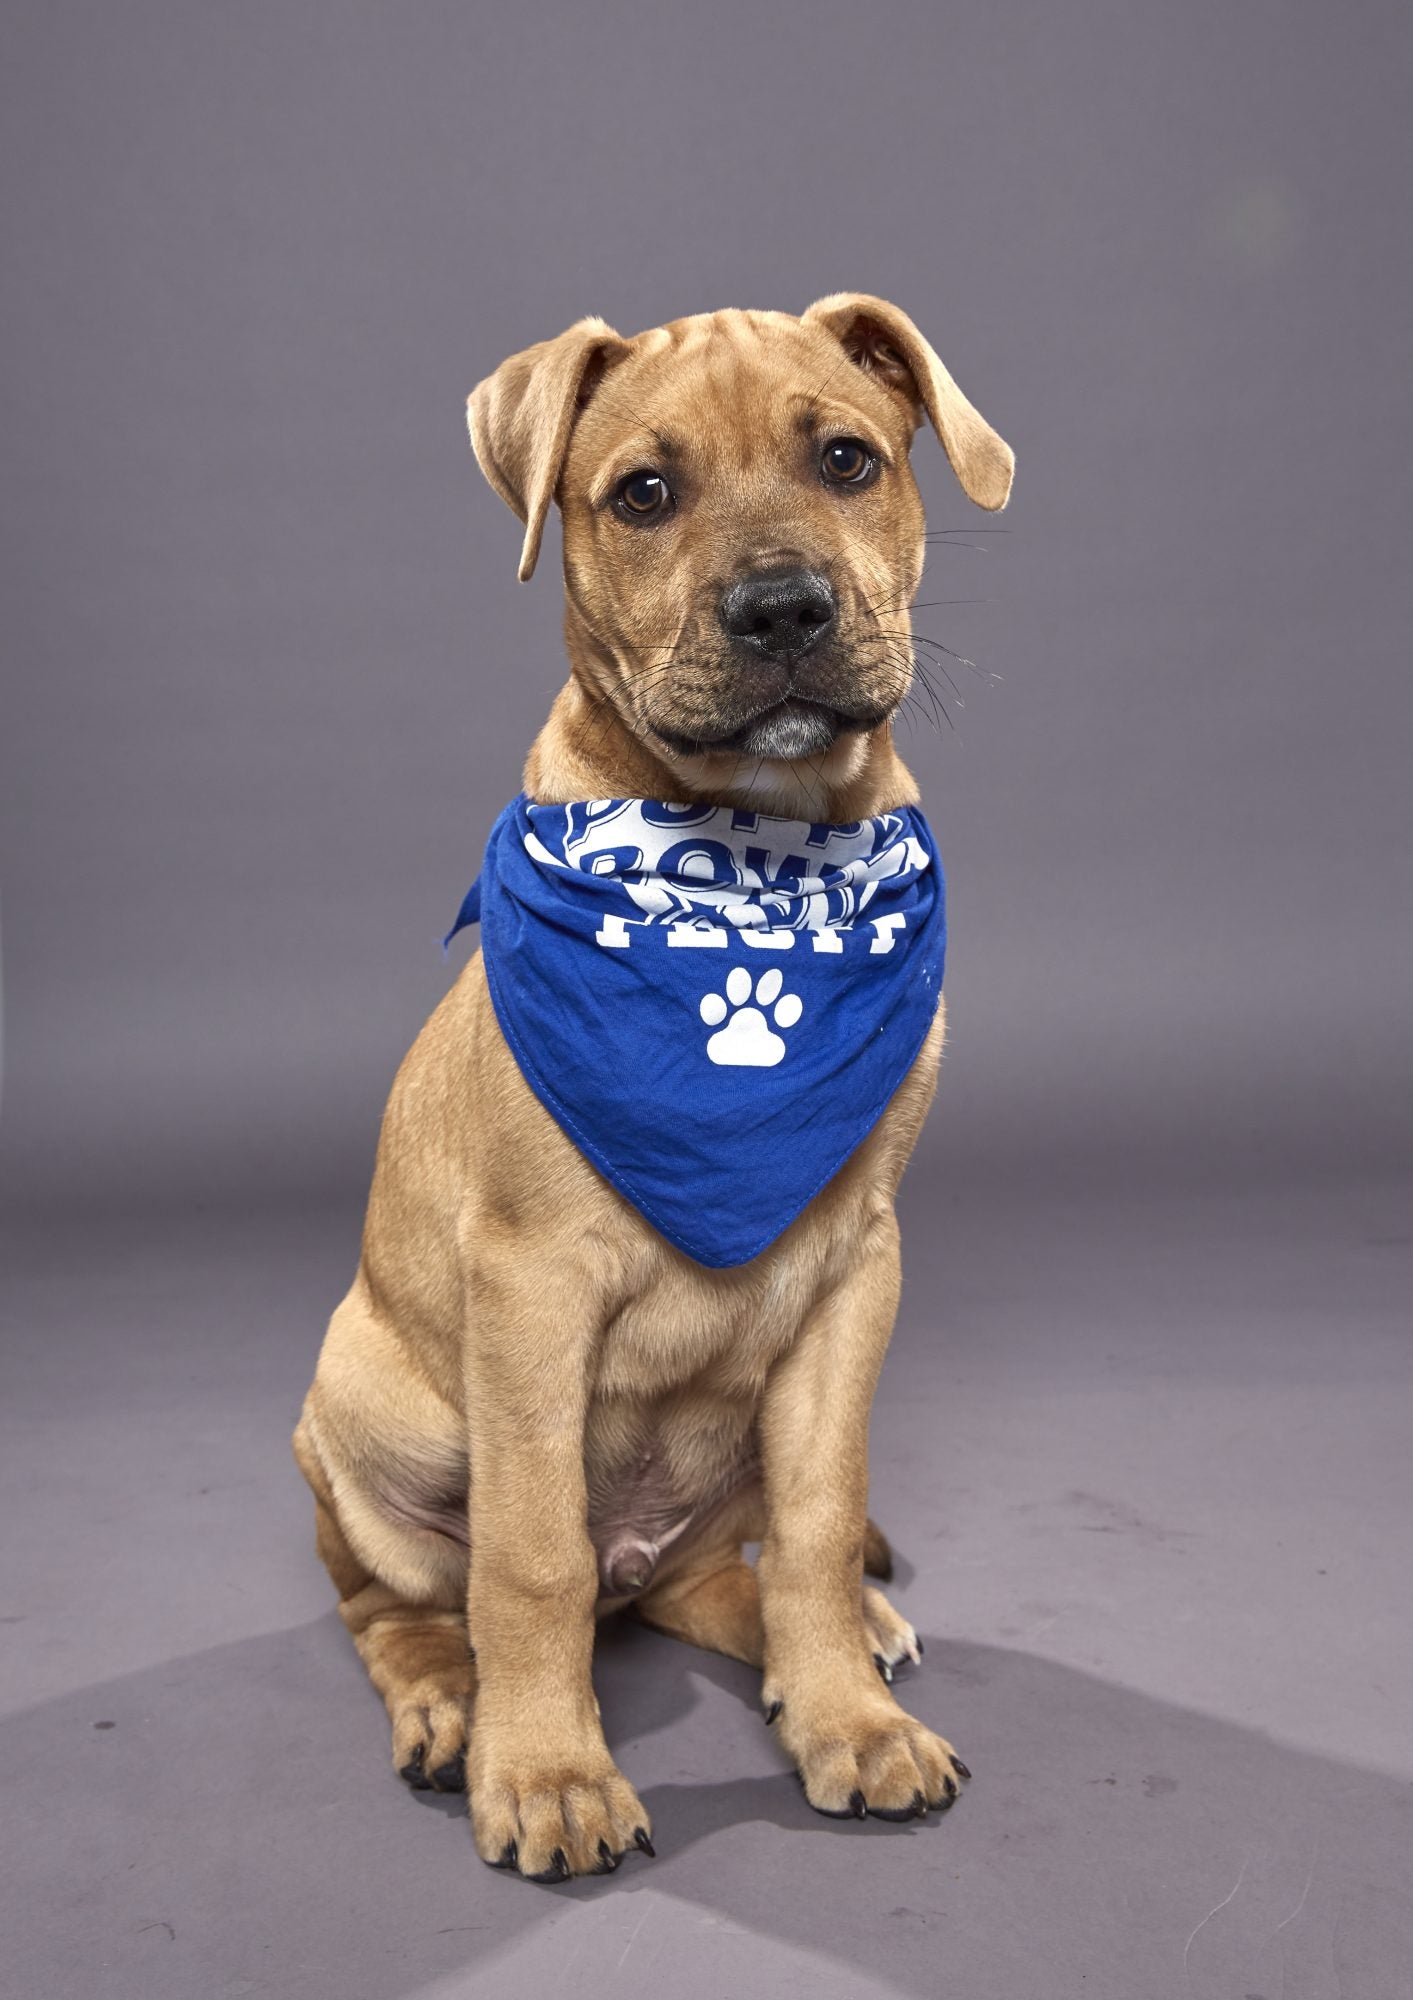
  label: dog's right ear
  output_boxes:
[467,317,628,582]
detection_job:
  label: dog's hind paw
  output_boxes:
[862,1585,923,1680]
[391,1686,475,1794]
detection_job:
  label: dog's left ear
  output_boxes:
[467,316,629,581]
[803,293,1014,511]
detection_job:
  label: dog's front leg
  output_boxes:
[757,1212,969,1821]
[464,1249,651,1881]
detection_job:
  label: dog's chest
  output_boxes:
[593,1219,844,1407]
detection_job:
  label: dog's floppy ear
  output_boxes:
[803,293,1014,512]
[467,317,628,581]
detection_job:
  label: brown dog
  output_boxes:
[294,295,1012,1881]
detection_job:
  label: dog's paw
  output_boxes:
[470,1748,653,1881]
[391,1681,475,1794]
[770,1685,967,1822]
[862,1585,923,1683]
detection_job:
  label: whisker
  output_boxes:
[803,752,833,813]
[798,348,855,423]
[875,627,1000,683]
[881,639,965,707]
[896,687,943,739]
[870,637,968,725]
[861,593,995,616]
[910,632,987,676]
[900,660,954,734]
[853,638,956,734]
[911,656,964,711]
[575,375,676,461]
[894,663,947,734]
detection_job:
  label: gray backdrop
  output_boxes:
[3,8,1412,1999]
[5,0,1408,1217]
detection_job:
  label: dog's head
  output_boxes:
[468,297,1012,772]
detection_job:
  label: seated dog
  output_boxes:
[294,294,1013,1882]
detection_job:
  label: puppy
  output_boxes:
[294,295,1012,1881]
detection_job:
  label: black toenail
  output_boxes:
[943,1773,957,1800]
[850,1789,867,1819]
[399,1745,433,1790]
[488,1838,518,1871]
[873,1652,893,1683]
[596,1838,620,1873]
[431,1751,466,1792]
[764,1699,782,1726]
[634,1827,656,1857]
[867,1799,921,1822]
[953,1756,972,1781]
[915,1636,925,1656]
[913,1789,927,1818]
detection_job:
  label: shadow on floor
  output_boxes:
[5,1609,1411,2000]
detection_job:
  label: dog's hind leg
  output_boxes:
[635,1551,765,1665]
[636,1552,924,1681]
[636,1557,923,1679]
[341,1579,476,1793]
[635,1490,917,1678]
[294,1415,476,1793]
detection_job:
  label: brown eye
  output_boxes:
[821,438,875,485]
[616,470,673,518]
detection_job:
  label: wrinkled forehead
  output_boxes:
[568,310,912,484]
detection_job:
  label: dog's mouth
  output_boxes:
[650,688,899,762]
[651,697,845,761]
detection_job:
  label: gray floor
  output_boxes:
[2,1172,1411,2000]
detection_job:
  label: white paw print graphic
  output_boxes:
[699,965,803,1068]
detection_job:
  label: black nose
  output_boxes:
[719,567,838,659]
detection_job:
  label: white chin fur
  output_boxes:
[735,705,840,760]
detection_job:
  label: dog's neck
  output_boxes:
[524,629,920,824]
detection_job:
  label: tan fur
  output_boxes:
[295,296,1011,1879]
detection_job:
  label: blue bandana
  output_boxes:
[446,795,945,1268]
